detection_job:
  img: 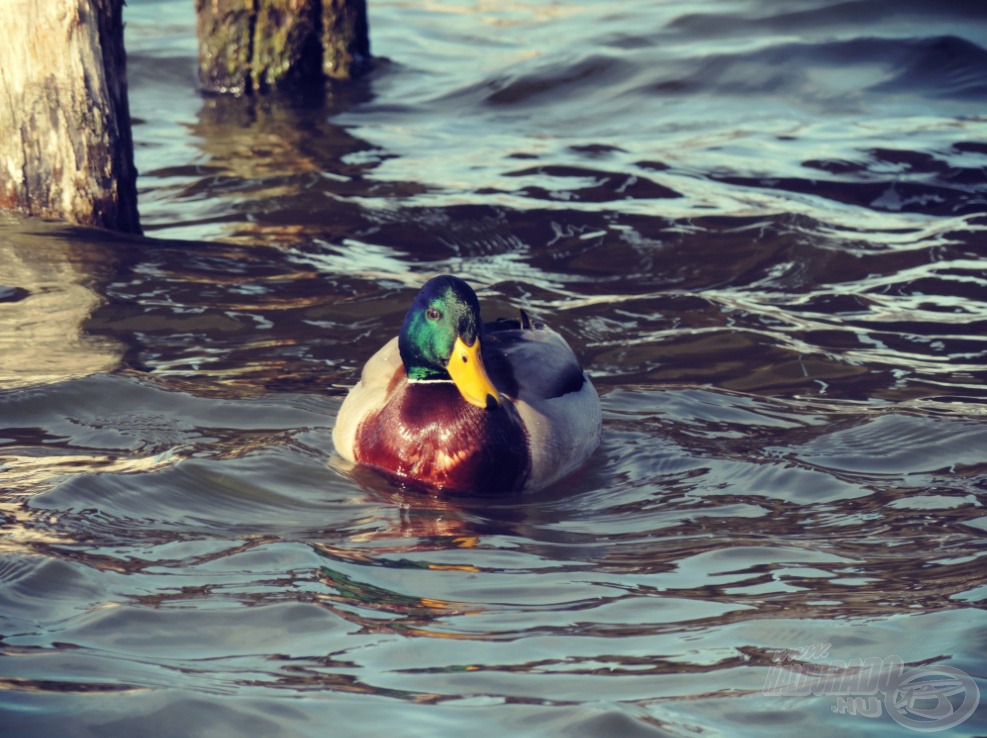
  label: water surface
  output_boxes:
[2,1,986,735]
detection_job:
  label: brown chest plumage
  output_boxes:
[354,380,530,494]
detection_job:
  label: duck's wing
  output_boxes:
[483,322,587,402]
[483,313,602,491]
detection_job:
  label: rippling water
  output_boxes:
[2,1,986,735]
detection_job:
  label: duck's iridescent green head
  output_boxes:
[398,276,501,409]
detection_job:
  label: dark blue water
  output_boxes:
[1,1,986,735]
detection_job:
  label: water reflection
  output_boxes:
[0,218,124,389]
[142,79,413,249]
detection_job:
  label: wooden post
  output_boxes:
[322,0,371,81]
[0,0,141,233]
[195,0,370,94]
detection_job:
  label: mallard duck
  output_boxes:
[333,275,602,494]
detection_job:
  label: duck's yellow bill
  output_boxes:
[447,336,501,409]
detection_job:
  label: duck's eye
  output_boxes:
[426,306,441,321]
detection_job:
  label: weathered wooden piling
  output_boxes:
[0,0,141,233]
[196,0,371,94]
[322,0,371,81]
